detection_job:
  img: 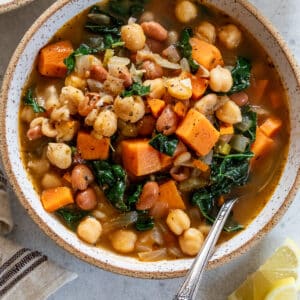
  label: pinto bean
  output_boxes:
[76,187,98,211]
[90,65,108,82]
[27,126,43,141]
[142,60,164,80]
[141,21,168,41]
[170,166,190,182]
[136,182,159,210]
[156,105,178,136]
[146,38,165,53]
[71,164,94,191]
[118,67,133,88]
[229,92,249,107]
[137,115,156,136]
[173,141,188,157]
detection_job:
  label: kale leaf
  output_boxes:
[135,210,154,231]
[24,88,45,113]
[149,134,179,156]
[177,28,199,74]
[56,208,89,231]
[229,57,252,94]
[121,82,150,97]
[91,161,144,212]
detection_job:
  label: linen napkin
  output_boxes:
[0,167,77,299]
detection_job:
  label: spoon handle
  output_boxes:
[174,198,238,300]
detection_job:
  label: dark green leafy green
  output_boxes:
[108,0,148,18]
[56,208,89,231]
[177,28,199,74]
[121,82,150,97]
[24,88,45,113]
[229,57,252,94]
[149,134,179,156]
[135,210,154,231]
[91,161,144,212]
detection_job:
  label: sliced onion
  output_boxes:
[108,56,130,66]
[102,211,138,233]
[136,244,153,253]
[151,226,164,246]
[128,17,137,25]
[180,58,190,73]
[138,248,168,262]
[162,45,181,63]
[136,49,181,69]
[197,64,210,78]
[168,246,184,258]
[202,151,213,165]
[250,105,270,116]
[87,79,103,92]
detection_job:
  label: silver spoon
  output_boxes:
[174,197,238,300]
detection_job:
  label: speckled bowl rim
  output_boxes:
[0,0,34,14]
[1,0,300,279]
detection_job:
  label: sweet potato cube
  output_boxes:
[160,153,173,169]
[190,38,224,70]
[158,180,186,210]
[176,109,220,156]
[259,117,282,137]
[251,127,274,158]
[41,187,74,213]
[220,123,234,135]
[147,99,166,118]
[38,40,74,78]
[121,139,162,176]
[77,131,110,160]
[181,71,209,100]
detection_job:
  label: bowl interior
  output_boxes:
[1,0,300,278]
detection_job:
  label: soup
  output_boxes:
[19,0,289,261]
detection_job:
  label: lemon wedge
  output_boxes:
[264,277,297,300]
[228,239,300,300]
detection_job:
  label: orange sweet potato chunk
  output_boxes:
[259,117,282,138]
[176,109,220,156]
[41,187,74,213]
[251,127,275,158]
[190,38,224,70]
[121,139,162,176]
[158,180,186,210]
[77,131,110,160]
[147,99,166,118]
[38,40,73,78]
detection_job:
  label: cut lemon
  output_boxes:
[228,239,300,300]
[264,277,297,300]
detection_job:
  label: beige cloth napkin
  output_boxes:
[0,168,77,299]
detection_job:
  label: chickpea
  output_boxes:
[46,143,72,169]
[114,96,145,123]
[56,120,79,142]
[110,230,137,253]
[136,181,159,210]
[142,61,163,80]
[71,164,94,191]
[175,0,197,23]
[30,117,57,138]
[166,77,193,100]
[103,75,125,96]
[77,217,102,244]
[156,105,178,136]
[21,106,36,123]
[27,159,50,175]
[144,78,166,99]
[209,66,233,93]
[76,187,98,211]
[85,109,99,127]
[59,86,85,115]
[194,94,218,115]
[93,110,118,138]
[216,100,242,124]
[141,21,168,41]
[218,24,242,49]
[166,209,191,235]
[195,21,216,44]
[179,228,204,256]
[121,23,146,52]
[108,64,132,88]
[65,74,87,90]
[41,173,62,189]
[50,105,70,122]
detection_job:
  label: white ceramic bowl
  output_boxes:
[1,0,300,278]
[0,0,34,14]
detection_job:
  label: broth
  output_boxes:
[19,0,289,259]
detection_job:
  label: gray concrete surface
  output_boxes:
[1,1,300,299]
